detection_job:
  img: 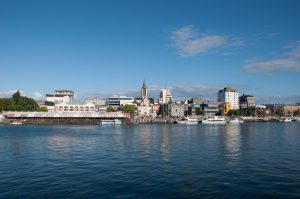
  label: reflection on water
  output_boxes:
[1,124,300,198]
[160,125,171,161]
[138,125,151,157]
[224,124,242,165]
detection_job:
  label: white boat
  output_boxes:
[113,119,122,125]
[202,116,226,124]
[177,117,198,125]
[294,117,300,122]
[227,117,244,124]
[283,118,292,122]
[99,119,123,126]
[10,121,22,125]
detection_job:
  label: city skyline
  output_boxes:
[1,0,300,104]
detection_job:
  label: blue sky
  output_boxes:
[0,0,300,103]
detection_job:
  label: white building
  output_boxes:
[46,90,74,104]
[54,102,95,112]
[159,88,172,104]
[108,96,134,107]
[84,98,106,106]
[137,106,152,116]
[218,87,240,110]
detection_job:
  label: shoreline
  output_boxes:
[0,118,291,125]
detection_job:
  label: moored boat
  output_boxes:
[202,116,226,124]
[99,119,123,126]
[227,117,244,124]
[10,121,22,125]
[177,117,198,125]
[282,118,292,122]
[294,117,300,122]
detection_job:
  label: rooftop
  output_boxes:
[219,87,238,93]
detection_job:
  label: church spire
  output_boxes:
[142,80,147,89]
[141,80,148,99]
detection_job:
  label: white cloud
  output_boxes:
[256,95,300,104]
[31,92,44,100]
[171,26,243,57]
[0,90,20,98]
[0,90,45,101]
[244,43,300,73]
[80,84,223,102]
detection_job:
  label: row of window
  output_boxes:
[55,106,95,112]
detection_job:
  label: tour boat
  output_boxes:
[202,116,226,124]
[99,119,122,126]
[294,117,300,122]
[177,117,199,125]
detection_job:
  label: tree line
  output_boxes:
[0,91,47,112]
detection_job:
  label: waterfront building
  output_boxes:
[137,106,152,116]
[272,104,300,116]
[159,88,172,104]
[218,87,239,110]
[169,104,185,117]
[201,102,220,116]
[282,104,300,116]
[151,103,160,117]
[107,96,134,108]
[239,94,255,109]
[84,98,106,106]
[46,90,74,104]
[54,101,95,112]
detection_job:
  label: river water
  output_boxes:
[0,123,299,198]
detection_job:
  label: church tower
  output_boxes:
[140,80,149,106]
[141,80,148,99]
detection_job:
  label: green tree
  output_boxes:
[0,91,40,111]
[293,109,300,116]
[195,107,203,115]
[233,109,241,116]
[107,106,116,112]
[12,91,21,102]
[275,108,284,117]
[122,104,135,115]
[36,107,48,112]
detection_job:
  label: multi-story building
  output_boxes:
[46,90,74,104]
[218,87,239,110]
[169,104,185,117]
[282,104,300,116]
[239,94,255,109]
[201,103,220,116]
[107,96,134,108]
[159,88,172,104]
[273,104,300,116]
[151,103,160,117]
[137,106,151,116]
